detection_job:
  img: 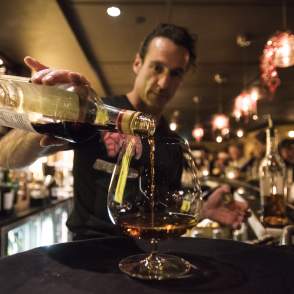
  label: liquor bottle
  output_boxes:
[0,169,18,216]
[259,117,288,227]
[0,75,156,142]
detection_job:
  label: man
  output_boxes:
[0,24,247,239]
[228,143,247,169]
[279,139,294,167]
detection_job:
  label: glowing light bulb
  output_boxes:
[192,126,204,141]
[216,135,223,143]
[236,129,244,138]
[169,122,177,131]
[274,32,294,67]
[288,130,294,138]
[212,114,229,130]
[106,6,121,17]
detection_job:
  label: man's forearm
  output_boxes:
[0,129,66,169]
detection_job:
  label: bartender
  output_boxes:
[0,23,248,240]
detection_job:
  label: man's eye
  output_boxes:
[153,64,164,74]
[170,70,184,78]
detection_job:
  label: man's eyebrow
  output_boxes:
[150,60,185,72]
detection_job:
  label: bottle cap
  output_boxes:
[117,110,156,136]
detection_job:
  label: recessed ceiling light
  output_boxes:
[236,129,244,138]
[216,135,223,143]
[288,130,294,138]
[107,6,121,17]
[169,122,177,131]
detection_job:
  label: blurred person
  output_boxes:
[212,150,229,177]
[241,130,266,181]
[0,24,248,239]
[225,143,248,180]
[279,139,294,167]
[279,139,294,202]
[228,143,247,169]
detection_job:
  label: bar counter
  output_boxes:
[0,236,293,294]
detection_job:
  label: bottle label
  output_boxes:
[18,82,80,121]
[0,108,37,132]
[4,191,14,210]
[260,175,284,196]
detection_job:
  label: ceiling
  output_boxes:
[0,0,294,141]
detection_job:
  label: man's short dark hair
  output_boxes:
[278,139,294,153]
[139,23,197,69]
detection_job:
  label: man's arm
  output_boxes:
[0,129,68,169]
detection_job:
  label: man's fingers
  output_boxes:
[39,70,75,85]
[30,69,52,84]
[69,72,90,86]
[24,56,48,72]
[24,56,90,87]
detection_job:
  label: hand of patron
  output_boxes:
[102,132,142,159]
[201,185,249,229]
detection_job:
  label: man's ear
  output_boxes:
[133,53,143,74]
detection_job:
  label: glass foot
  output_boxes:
[119,253,192,280]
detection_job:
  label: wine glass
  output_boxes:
[108,136,202,280]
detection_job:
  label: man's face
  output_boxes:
[133,37,190,114]
[281,145,294,164]
[228,146,240,160]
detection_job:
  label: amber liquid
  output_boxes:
[118,212,197,240]
[148,137,156,227]
[32,122,116,143]
[262,193,288,227]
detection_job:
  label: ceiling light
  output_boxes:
[169,122,177,131]
[288,130,294,138]
[212,114,229,131]
[106,6,121,17]
[233,91,257,119]
[0,58,3,66]
[273,31,294,68]
[216,135,223,143]
[192,125,204,142]
[236,34,252,48]
[221,128,230,136]
[236,129,244,138]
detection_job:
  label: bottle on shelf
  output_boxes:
[0,169,18,217]
[259,116,288,227]
[0,74,156,142]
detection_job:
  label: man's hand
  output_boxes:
[201,185,249,229]
[24,56,90,86]
[102,132,142,159]
[24,56,91,147]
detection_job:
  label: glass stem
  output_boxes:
[150,238,159,257]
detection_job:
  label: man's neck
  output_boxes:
[126,90,162,121]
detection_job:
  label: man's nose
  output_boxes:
[157,73,171,89]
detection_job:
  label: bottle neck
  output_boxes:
[115,109,156,136]
[266,127,277,155]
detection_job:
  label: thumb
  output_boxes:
[24,56,48,73]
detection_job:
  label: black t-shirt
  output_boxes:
[67,95,182,238]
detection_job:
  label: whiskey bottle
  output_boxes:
[259,118,288,227]
[0,75,156,142]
